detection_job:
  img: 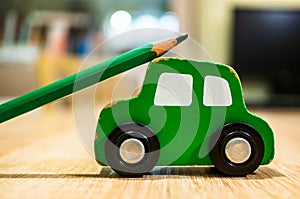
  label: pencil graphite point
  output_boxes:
[176,34,188,45]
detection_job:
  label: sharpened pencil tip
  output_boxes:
[176,34,188,45]
[151,34,188,56]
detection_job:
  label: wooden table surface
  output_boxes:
[0,108,299,198]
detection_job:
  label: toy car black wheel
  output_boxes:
[105,123,160,177]
[210,123,264,176]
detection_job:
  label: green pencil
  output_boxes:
[0,34,188,123]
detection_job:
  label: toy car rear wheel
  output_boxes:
[210,123,264,176]
[105,123,160,177]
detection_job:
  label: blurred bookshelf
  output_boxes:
[0,0,179,111]
[0,9,95,110]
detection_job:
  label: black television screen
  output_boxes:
[232,9,300,106]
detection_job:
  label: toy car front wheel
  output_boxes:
[105,123,160,177]
[210,123,264,176]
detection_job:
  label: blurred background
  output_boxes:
[0,0,300,110]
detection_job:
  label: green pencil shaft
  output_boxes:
[0,44,156,123]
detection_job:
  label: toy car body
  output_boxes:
[94,57,275,177]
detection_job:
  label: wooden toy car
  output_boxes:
[95,57,275,177]
[0,34,274,177]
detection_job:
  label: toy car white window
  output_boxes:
[154,73,193,106]
[203,76,232,106]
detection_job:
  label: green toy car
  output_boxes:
[0,35,274,177]
[95,57,275,177]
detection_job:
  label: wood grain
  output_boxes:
[0,108,299,198]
